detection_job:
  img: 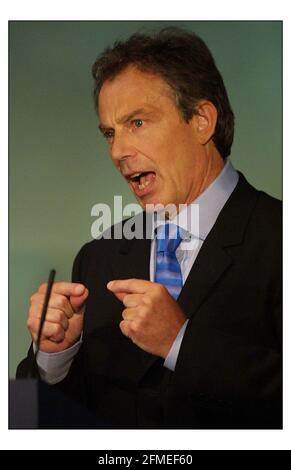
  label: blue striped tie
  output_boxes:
[154,223,183,300]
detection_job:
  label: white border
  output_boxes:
[1,0,287,20]
[1,0,290,451]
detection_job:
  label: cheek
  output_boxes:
[137,126,175,158]
[134,126,193,177]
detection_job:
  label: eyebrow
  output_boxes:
[98,107,156,132]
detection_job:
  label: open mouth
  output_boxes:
[126,171,157,196]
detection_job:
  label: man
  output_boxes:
[17,28,282,429]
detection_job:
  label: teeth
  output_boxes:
[130,172,142,179]
[138,180,150,190]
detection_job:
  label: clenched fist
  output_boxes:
[27,282,88,353]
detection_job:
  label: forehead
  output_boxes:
[98,65,176,121]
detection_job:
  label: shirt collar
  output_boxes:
[152,159,239,241]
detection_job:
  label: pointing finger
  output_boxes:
[107,279,152,294]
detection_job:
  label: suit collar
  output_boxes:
[206,171,259,247]
[194,159,239,240]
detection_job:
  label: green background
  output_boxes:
[9,21,282,377]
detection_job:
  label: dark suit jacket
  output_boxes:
[17,173,282,429]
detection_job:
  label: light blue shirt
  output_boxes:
[37,160,239,383]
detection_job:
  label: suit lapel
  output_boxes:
[177,239,233,317]
[178,172,259,318]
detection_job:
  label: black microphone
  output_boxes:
[32,269,56,374]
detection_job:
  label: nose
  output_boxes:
[110,129,135,165]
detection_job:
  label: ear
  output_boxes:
[191,100,218,145]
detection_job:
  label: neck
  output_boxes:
[185,146,225,207]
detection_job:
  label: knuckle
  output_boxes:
[30,305,39,317]
[29,293,38,304]
[142,294,151,306]
[120,320,127,334]
[122,308,129,320]
[53,323,63,335]
[58,328,65,339]
[155,283,166,296]
[28,306,34,317]
[52,331,65,343]
[56,310,64,323]
[26,317,34,330]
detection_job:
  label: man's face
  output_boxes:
[98,65,208,211]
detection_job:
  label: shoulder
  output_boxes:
[250,187,282,236]
[72,220,124,268]
[256,189,282,216]
[239,178,282,265]
[234,171,282,231]
[71,211,149,279]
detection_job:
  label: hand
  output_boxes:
[27,282,88,353]
[107,278,187,358]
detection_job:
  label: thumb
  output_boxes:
[70,288,89,313]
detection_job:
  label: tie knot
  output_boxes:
[156,224,183,253]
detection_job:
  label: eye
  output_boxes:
[133,119,143,128]
[103,129,114,140]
